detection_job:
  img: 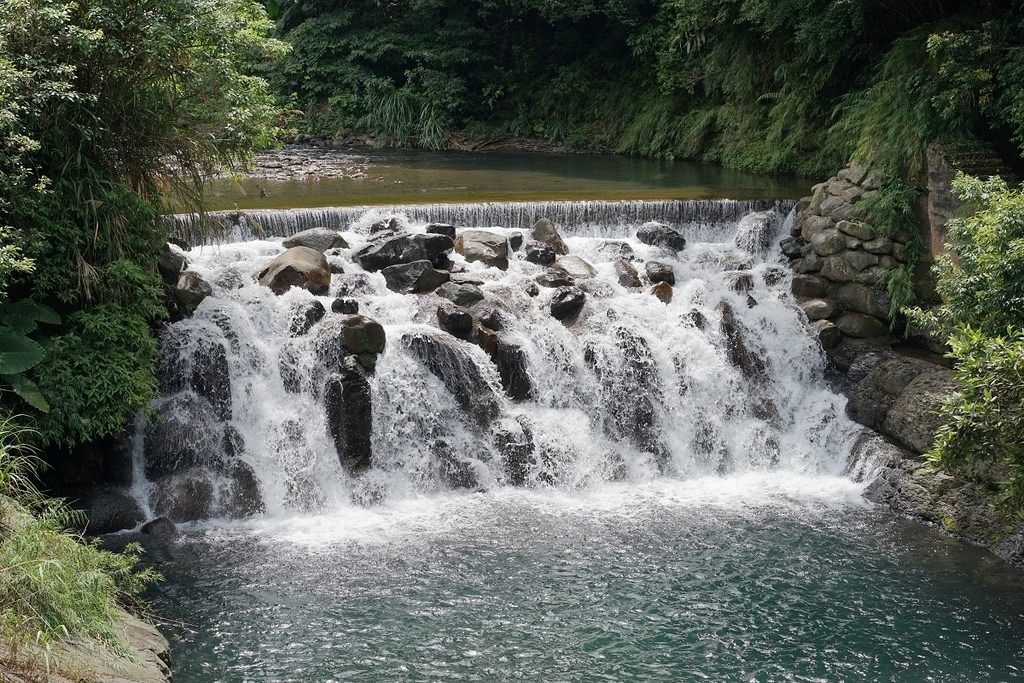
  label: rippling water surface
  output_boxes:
[153,477,1024,682]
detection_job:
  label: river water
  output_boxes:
[201,149,809,210]
[146,158,1024,681]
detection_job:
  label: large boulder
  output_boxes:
[494,418,536,486]
[356,233,454,271]
[718,301,767,381]
[158,243,188,284]
[325,358,374,474]
[258,246,331,295]
[552,255,597,279]
[847,355,932,431]
[402,330,501,426]
[283,227,349,252]
[455,229,511,270]
[150,468,214,522]
[883,368,956,453]
[636,222,686,252]
[645,261,675,285]
[530,218,569,255]
[382,259,450,293]
[69,488,145,535]
[437,301,474,339]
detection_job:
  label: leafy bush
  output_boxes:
[912,174,1024,515]
[0,0,285,446]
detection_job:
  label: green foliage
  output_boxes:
[0,414,159,664]
[857,178,924,324]
[0,0,284,446]
[272,0,1024,178]
[927,326,1024,517]
[911,174,1024,515]
[0,300,60,413]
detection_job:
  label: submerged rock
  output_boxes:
[402,330,501,426]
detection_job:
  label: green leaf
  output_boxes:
[0,329,46,374]
[0,300,61,334]
[2,372,50,412]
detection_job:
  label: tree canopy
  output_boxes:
[271,0,1024,177]
[0,0,285,445]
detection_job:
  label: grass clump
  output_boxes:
[0,413,159,675]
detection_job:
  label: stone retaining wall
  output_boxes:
[781,162,906,348]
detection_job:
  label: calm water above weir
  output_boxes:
[202,149,809,210]
[149,184,1024,681]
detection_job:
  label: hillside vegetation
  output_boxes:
[271,0,1024,178]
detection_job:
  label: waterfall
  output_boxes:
[137,200,862,521]
[173,199,793,245]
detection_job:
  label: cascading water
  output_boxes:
[144,200,1024,683]
[136,200,863,520]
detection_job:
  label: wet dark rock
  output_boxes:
[848,355,932,431]
[779,236,804,259]
[334,273,374,297]
[191,337,232,421]
[69,488,145,535]
[282,227,349,252]
[645,261,675,285]
[636,222,686,252]
[150,468,214,523]
[530,218,569,255]
[437,301,475,338]
[495,418,536,486]
[524,240,557,266]
[455,229,511,270]
[369,217,403,235]
[258,246,331,295]
[426,223,457,240]
[536,269,575,288]
[278,341,301,393]
[650,281,673,303]
[382,259,450,293]
[325,358,374,474]
[791,274,828,299]
[222,425,246,459]
[477,307,507,331]
[144,394,224,478]
[222,459,265,518]
[437,281,485,306]
[613,258,642,287]
[718,301,767,381]
[356,233,454,271]
[598,240,635,260]
[508,231,525,251]
[432,439,477,489]
[492,339,533,401]
[550,286,586,320]
[686,309,707,330]
[288,299,326,337]
[836,312,888,339]
[313,314,387,377]
[158,243,188,284]
[403,330,501,426]
[141,516,177,542]
[331,297,359,314]
[884,368,956,453]
[174,271,213,313]
[726,271,755,294]
[525,282,540,297]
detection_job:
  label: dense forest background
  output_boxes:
[271,0,1024,178]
